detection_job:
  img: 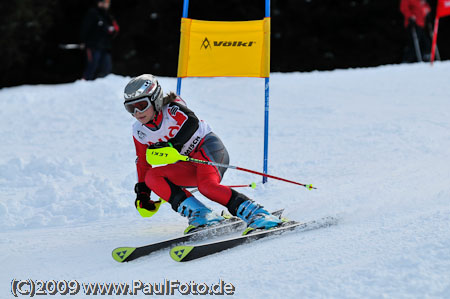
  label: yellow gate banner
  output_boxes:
[177,18,270,78]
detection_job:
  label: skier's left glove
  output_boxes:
[148,141,172,149]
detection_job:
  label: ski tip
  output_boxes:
[112,247,136,263]
[242,227,255,236]
[170,245,194,262]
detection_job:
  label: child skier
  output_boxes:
[123,74,281,234]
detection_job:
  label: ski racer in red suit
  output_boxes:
[400,0,430,28]
[400,0,432,62]
[123,74,281,233]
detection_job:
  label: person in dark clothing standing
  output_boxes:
[80,0,119,80]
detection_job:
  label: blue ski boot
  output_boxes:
[226,190,282,235]
[237,200,282,235]
[177,196,224,234]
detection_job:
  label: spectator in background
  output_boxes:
[400,0,431,62]
[80,0,119,80]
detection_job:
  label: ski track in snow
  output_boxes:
[1,62,450,298]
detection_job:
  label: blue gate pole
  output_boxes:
[262,0,270,183]
[263,78,269,184]
[176,0,190,95]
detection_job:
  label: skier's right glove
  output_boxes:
[134,182,156,210]
[134,182,165,218]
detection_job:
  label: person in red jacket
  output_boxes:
[123,74,282,234]
[400,0,432,62]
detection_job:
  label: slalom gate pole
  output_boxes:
[431,17,440,64]
[176,0,190,95]
[428,20,440,61]
[262,0,271,184]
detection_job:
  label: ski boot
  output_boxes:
[177,196,224,234]
[227,190,282,235]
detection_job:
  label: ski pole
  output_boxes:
[227,182,257,189]
[189,182,257,194]
[411,24,423,62]
[146,147,316,190]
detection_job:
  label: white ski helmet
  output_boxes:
[123,74,164,112]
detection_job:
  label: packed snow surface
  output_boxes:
[1,62,450,298]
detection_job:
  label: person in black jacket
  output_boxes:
[80,0,119,80]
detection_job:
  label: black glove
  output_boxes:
[148,141,172,149]
[134,182,156,210]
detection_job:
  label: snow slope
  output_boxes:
[1,62,450,298]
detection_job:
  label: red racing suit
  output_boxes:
[132,97,232,208]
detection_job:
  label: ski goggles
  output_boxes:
[124,97,152,115]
